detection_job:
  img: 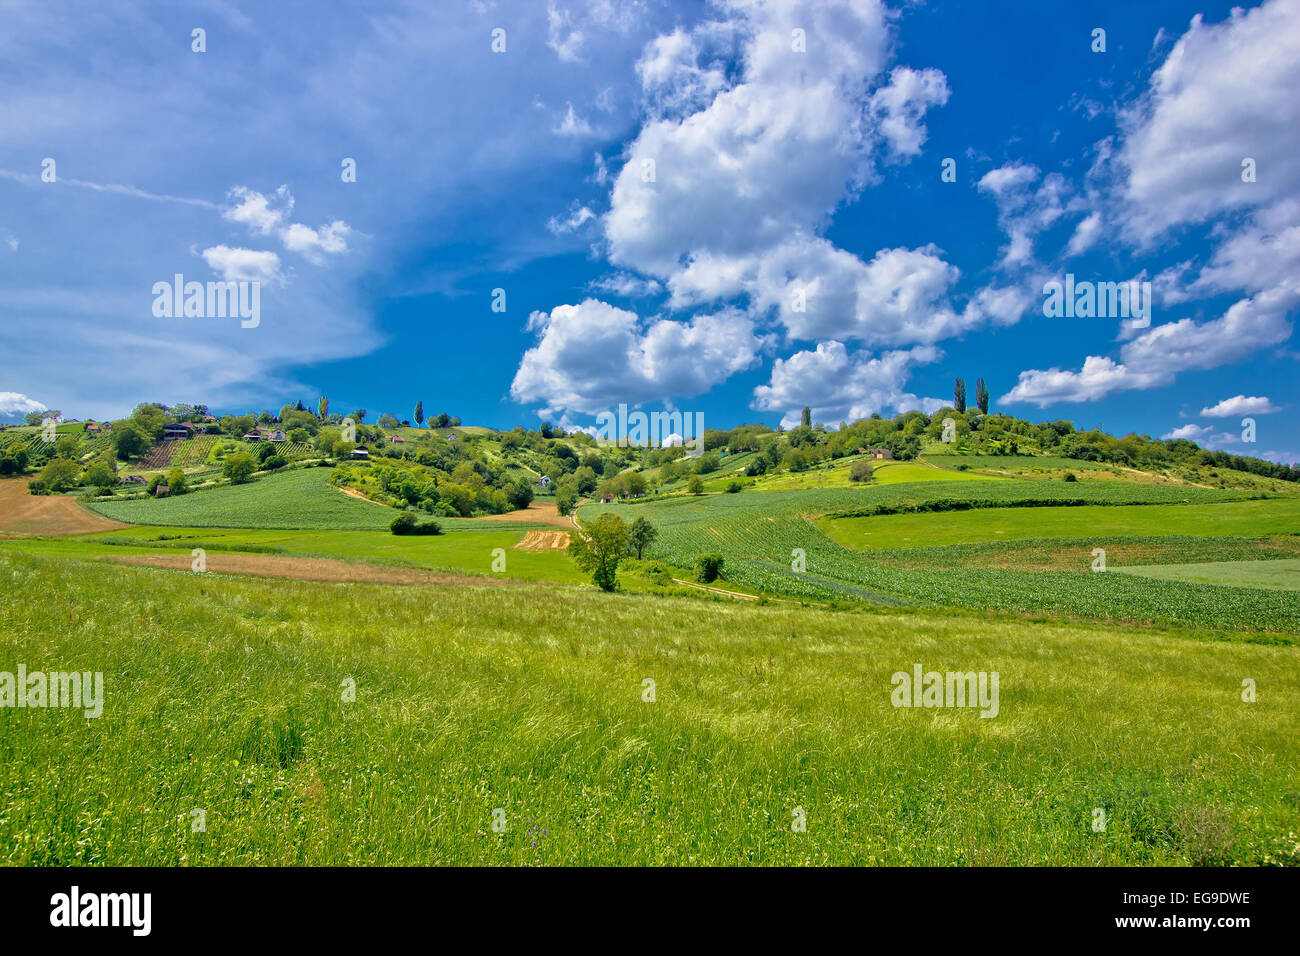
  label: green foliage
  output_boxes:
[568,513,630,591]
[37,458,79,492]
[223,452,257,484]
[850,461,873,483]
[627,516,658,559]
[694,553,724,583]
[390,512,442,535]
[112,424,148,460]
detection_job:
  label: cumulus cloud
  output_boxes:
[200,245,284,283]
[1200,395,1280,418]
[751,340,942,426]
[509,298,761,415]
[1001,283,1296,405]
[1116,1,1300,241]
[222,186,351,263]
[554,103,594,137]
[0,390,45,418]
[977,163,1075,269]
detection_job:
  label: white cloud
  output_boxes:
[224,185,292,235]
[1002,283,1296,405]
[510,299,761,415]
[546,204,596,235]
[1117,1,1300,241]
[546,4,585,63]
[868,67,950,159]
[1065,211,1102,257]
[282,221,351,263]
[751,340,941,426]
[977,163,1074,269]
[222,186,351,263]
[200,245,284,283]
[1200,395,1280,418]
[1160,422,1241,449]
[554,103,594,137]
[0,391,45,417]
[588,272,663,297]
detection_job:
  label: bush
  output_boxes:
[263,454,288,470]
[165,468,188,495]
[1063,472,1078,482]
[694,553,724,584]
[725,480,743,493]
[26,479,48,495]
[849,461,874,483]
[389,512,442,535]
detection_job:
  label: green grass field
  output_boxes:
[0,524,584,584]
[818,498,1300,551]
[1115,559,1300,591]
[1,549,1295,866]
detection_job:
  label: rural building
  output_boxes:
[600,494,615,503]
[162,423,196,440]
[868,448,893,460]
[243,427,287,442]
[538,475,550,487]
[351,446,370,459]
[389,436,405,444]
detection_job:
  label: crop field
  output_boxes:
[578,484,1300,636]
[1114,559,1300,591]
[818,498,1300,551]
[753,459,995,491]
[88,467,396,530]
[0,549,1295,866]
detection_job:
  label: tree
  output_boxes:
[850,461,873,482]
[508,479,535,510]
[801,406,812,428]
[975,378,989,415]
[223,451,256,484]
[687,475,704,495]
[37,459,79,492]
[318,396,329,420]
[627,516,658,560]
[165,467,188,494]
[55,434,80,459]
[112,423,148,460]
[352,409,367,423]
[24,409,56,426]
[555,485,578,516]
[434,412,451,429]
[694,553,724,583]
[414,401,424,427]
[568,513,631,591]
[954,378,967,414]
[82,460,117,490]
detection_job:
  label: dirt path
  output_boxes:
[0,478,128,536]
[101,552,526,587]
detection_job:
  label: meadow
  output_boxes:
[1,549,1295,866]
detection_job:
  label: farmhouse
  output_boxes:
[538,475,551,487]
[351,446,370,459]
[162,423,196,440]
[243,427,286,443]
[389,435,405,444]
[868,448,894,460]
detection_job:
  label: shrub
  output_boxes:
[165,468,188,494]
[26,479,48,495]
[725,480,743,493]
[263,454,288,470]
[1063,472,1078,482]
[849,461,874,483]
[694,553,724,583]
[390,512,442,535]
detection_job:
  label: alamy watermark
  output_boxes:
[0,665,103,718]
[1042,274,1150,328]
[595,404,704,458]
[152,273,260,328]
[891,664,999,718]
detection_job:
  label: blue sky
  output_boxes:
[1,0,1296,462]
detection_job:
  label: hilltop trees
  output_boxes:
[112,424,148,460]
[318,397,329,420]
[954,379,967,413]
[976,378,990,415]
[414,401,424,427]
